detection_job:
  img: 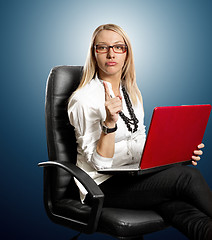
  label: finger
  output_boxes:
[193,150,203,156]
[115,95,123,111]
[198,143,205,149]
[105,97,121,108]
[113,105,123,114]
[192,160,198,166]
[109,97,122,106]
[192,155,201,161]
[106,98,123,114]
[112,95,122,112]
[118,95,122,100]
[103,81,111,101]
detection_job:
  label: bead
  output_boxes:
[119,86,139,133]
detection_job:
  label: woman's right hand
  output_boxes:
[103,81,122,126]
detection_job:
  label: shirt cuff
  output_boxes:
[91,149,113,170]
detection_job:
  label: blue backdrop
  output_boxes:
[1,0,211,239]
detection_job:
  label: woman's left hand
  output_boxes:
[191,143,205,166]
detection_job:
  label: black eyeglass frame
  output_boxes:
[94,44,128,54]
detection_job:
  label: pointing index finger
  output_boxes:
[103,81,111,100]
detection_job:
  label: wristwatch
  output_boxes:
[101,122,117,134]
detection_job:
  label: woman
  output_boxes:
[68,24,212,239]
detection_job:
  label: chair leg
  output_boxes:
[70,232,81,240]
[117,236,144,240]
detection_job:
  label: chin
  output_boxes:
[99,66,122,78]
[106,68,122,75]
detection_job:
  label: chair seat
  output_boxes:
[98,208,168,239]
[54,199,168,238]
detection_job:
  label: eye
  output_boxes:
[97,45,107,50]
[115,45,123,50]
[113,44,127,53]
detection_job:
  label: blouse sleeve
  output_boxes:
[68,96,113,170]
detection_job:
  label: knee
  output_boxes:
[171,165,200,177]
[181,166,201,179]
[174,165,202,188]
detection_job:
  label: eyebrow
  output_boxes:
[96,41,125,45]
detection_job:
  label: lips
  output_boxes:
[106,62,117,66]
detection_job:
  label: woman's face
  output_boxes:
[94,30,127,80]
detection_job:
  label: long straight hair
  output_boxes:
[75,24,142,105]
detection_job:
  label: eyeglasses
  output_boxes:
[95,44,127,54]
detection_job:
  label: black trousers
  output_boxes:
[98,165,212,240]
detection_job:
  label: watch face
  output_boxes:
[102,125,107,134]
[102,123,117,134]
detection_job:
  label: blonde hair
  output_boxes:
[76,23,142,105]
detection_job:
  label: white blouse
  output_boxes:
[68,76,146,201]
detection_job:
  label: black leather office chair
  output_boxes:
[38,66,168,239]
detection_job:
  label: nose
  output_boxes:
[107,47,115,58]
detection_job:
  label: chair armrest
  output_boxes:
[38,161,104,233]
[38,161,104,198]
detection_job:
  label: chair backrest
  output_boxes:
[45,65,83,201]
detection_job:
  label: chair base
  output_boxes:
[70,232,81,240]
[70,232,144,240]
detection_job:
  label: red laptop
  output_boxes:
[98,104,211,175]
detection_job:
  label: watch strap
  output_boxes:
[102,122,117,134]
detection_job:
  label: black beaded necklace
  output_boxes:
[119,86,139,133]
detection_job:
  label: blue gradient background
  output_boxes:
[1,0,212,239]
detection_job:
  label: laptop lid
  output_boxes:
[140,104,212,170]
